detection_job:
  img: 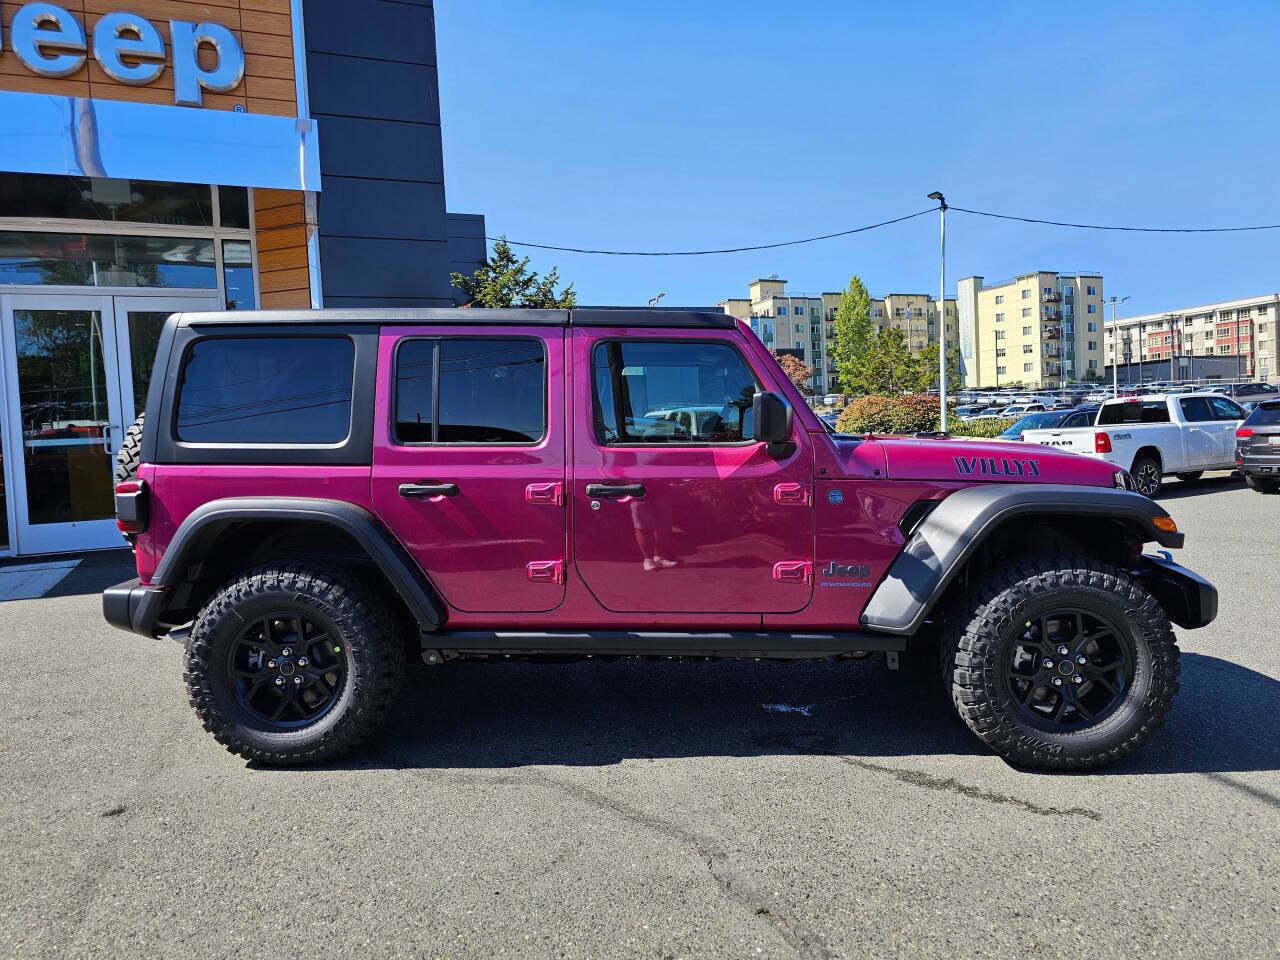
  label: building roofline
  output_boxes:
[1114,292,1280,325]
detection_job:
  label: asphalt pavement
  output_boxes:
[1,472,1277,959]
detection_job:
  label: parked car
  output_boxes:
[999,408,1095,440]
[1236,399,1280,493]
[999,403,1047,419]
[103,308,1215,772]
[1022,393,1246,496]
[1210,382,1279,403]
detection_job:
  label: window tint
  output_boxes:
[1098,401,1170,425]
[1179,397,1213,422]
[592,340,759,444]
[177,337,354,443]
[1061,411,1092,428]
[1243,402,1280,426]
[393,338,546,445]
[1209,397,1244,421]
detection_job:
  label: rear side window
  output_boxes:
[1244,401,1280,426]
[592,340,760,444]
[394,338,546,444]
[176,337,354,444]
[1098,401,1170,425]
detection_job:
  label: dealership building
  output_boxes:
[0,0,483,555]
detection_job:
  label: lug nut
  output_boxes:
[1052,677,1063,687]
[1072,674,1083,684]
[294,676,303,685]
[1076,655,1087,665]
[281,647,292,657]
[1042,658,1054,669]
[267,659,277,668]
[297,657,308,667]
[274,677,285,686]
[1057,645,1069,656]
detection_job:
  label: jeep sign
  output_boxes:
[3,2,246,107]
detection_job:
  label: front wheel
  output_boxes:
[944,556,1180,770]
[184,563,405,765]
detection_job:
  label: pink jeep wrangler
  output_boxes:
[103,308,1216,769]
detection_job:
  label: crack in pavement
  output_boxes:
[525,769,836,960]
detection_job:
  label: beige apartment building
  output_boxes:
[718,278,955,394]
[956,272,1105,388]
[1106,294,1279,381]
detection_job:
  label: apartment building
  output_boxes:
[718,278,955,394]
[956,272,1105,388]
[1106,294,1279,381]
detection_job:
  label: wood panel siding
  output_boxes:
[0,1,297,116]
[254,188,311,308]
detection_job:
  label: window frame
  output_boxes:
[589,336,765,448]
[390,334,549,447]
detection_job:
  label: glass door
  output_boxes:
[112,296,218,420]
[1,294,125,554]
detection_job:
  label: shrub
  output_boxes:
[947,417,1018,438]
[835,394,939,434]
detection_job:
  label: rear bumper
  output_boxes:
[1238,450,1280,476]
[102,578,167,637]
[1136,554,1218,630]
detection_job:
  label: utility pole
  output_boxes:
[1106,295,1130,392]
[928,191,947,431]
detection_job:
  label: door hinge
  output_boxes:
[773,560,812,584]
[526,560,565,584]
[773,482,811,506]
[525,482,564,506]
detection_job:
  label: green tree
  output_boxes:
[851,328,917,394]
[450,237,576,308]
[913,343,963,393]
[829,274,873,393]
[769,349,814,395]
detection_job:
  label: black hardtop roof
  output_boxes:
[176,307,736,330]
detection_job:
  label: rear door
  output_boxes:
[571,329,814,615]
[370,326,567,613]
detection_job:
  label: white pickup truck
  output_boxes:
[1022,393,1246,496]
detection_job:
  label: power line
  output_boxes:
[951,206,1280,233]
[488,207,936,256]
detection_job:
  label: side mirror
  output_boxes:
[752,391,792,444]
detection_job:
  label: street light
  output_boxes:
[928,191,947,431]
[1107,295,1130,391]
[648,292,665,308]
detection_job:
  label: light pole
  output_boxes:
[1165,313,1178,382]
[927,192,947,430]
[1136,322,1144,386]
[648,292,665,308]
[1107,295,1130,392]
[993,329,1000,389]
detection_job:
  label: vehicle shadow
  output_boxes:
[1156,472,1245,501]
[332,651,1279,775]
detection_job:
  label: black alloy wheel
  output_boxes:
[227,613,349,729]
[1002,609,1134,731]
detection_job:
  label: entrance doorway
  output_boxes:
[0,293,217,555]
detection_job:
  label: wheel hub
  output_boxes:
[226,614,348,730]
[278,659,296,677]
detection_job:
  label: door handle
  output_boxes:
[102,424,112,456]
[399,482,459,498]
[585,482,645,498]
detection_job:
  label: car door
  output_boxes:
[1207,396,1247,466]
[1177,397,1216,469]
[571,329,814,614]
[370,326,568,613]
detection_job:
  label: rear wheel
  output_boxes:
[944,556,1179,770]
[184,562,405,765]
[1245,475,1280,494]
[1130,453,1163,497]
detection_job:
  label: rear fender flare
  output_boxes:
[860,484,1184,635]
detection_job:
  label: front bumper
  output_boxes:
[103,578,168,637]
[1136,553,1218,630]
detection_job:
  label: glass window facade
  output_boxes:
[0,174,214,227]
[0,232,218,289]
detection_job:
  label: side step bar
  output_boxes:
[422,629,906,660]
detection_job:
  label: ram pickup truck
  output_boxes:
[1022,393,1246,496]
[103,309,1217,771]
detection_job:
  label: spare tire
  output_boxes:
[115,413,145,546]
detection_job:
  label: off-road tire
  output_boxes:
[1245,475,1280,494]
[114,413,145,547]
[944,556,1180,770]
[1130,453,1163,497]
[184,562,405,766]
[1175,471,1202,483]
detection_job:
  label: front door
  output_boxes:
[0,293,217,555]
[370,327,568,613]
[572,331,814,615]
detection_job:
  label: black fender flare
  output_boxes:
[859,484,1186,635]
[148,497,446,633]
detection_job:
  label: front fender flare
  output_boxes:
[859,484,1184,635]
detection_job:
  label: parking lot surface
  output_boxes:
[1,474,1277,959]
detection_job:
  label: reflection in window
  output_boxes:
[222,240,255,309]
[177,337,354,444]
[217,186,251,229]
[592,341,759,444]
[0,173,213,226]
[0,232,217,289]
[126,312,169,418]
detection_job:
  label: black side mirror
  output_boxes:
[752,391,792,444]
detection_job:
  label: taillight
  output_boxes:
[114,479,148,535]
[1094,432,1112,453]
[1237,427,1254,440]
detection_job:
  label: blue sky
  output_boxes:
[436,0,1280,318]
